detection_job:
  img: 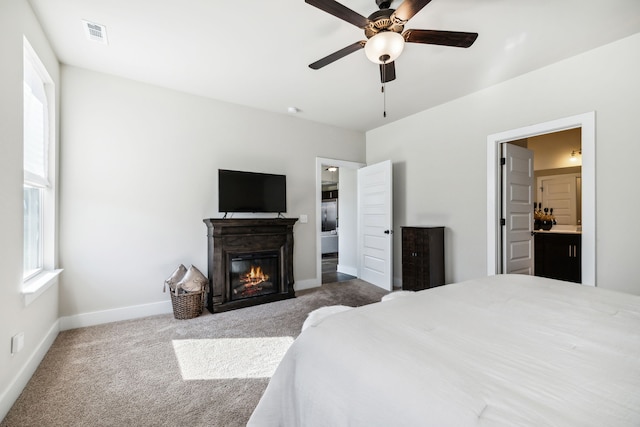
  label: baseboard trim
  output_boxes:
[394,276,402,289]
[59,300,173,331]
[294,278,320,291]
[0,319,60,422]
[337,264,357,276]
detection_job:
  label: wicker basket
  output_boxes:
[169,289,204,320]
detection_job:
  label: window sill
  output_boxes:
[22,269,63,306]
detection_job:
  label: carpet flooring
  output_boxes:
[1,279,387,427]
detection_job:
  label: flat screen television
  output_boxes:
[218,169,287,213]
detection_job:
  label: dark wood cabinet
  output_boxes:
[534,232,581,283]
[401,227,445,291]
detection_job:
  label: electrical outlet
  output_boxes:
[11,332,24,355]
[299,214,308,224]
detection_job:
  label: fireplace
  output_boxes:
[229,252,279,300]
[203,218,297,312]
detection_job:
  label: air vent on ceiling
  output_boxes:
[82,20,108,45]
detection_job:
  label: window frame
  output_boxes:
[22,36,61,304]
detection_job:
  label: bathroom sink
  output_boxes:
[535,225,581,234]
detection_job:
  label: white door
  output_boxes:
[537,174,579,225]
[357,160,393,291]
[502,144,534,275]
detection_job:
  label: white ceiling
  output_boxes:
[28,0,640,132]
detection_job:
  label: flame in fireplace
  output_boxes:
[241,266,270,288]
[232,262,276,298]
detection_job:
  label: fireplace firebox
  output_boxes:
[230,252,279,300]
[203,218,297,312]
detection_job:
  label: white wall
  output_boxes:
[0,0,60,420]
[366,32,640,295]
[59,65,365,319]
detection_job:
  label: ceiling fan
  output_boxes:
[306,0,479,83]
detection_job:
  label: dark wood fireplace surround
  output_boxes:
[203,218,297,313]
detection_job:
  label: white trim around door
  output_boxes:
[487,112,596,286]
[315,157,365,287]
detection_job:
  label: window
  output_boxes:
[23,37,54,283]
[23,186,43,278]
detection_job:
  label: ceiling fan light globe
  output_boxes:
[364,31,405,64]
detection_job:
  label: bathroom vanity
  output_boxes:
[534,226,581,283]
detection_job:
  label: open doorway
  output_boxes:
[502,129,582,278]
[320,165,352,283]
[316,158,364,285]
[487,112,596,286]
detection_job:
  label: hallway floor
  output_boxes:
[322,254,356,284]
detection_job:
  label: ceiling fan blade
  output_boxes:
[392,0,434,23]
[305,0,371,28]
[403,29,478,48]
[309,41,366,70]
[380,62,396,83]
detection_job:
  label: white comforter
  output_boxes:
[248,275,640,426]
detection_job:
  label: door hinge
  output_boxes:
[500,218,506,226]
[500,157,506,166]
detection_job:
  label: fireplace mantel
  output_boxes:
[203,218,297,312]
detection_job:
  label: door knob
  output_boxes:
[384,229,392,234]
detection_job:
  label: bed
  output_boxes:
[248,274,640,426]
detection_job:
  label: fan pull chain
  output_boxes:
[381,60,387,118]
[382,84,386,118]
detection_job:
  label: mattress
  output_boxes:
[248,274,640,426]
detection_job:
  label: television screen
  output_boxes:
[218,169,287,213]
